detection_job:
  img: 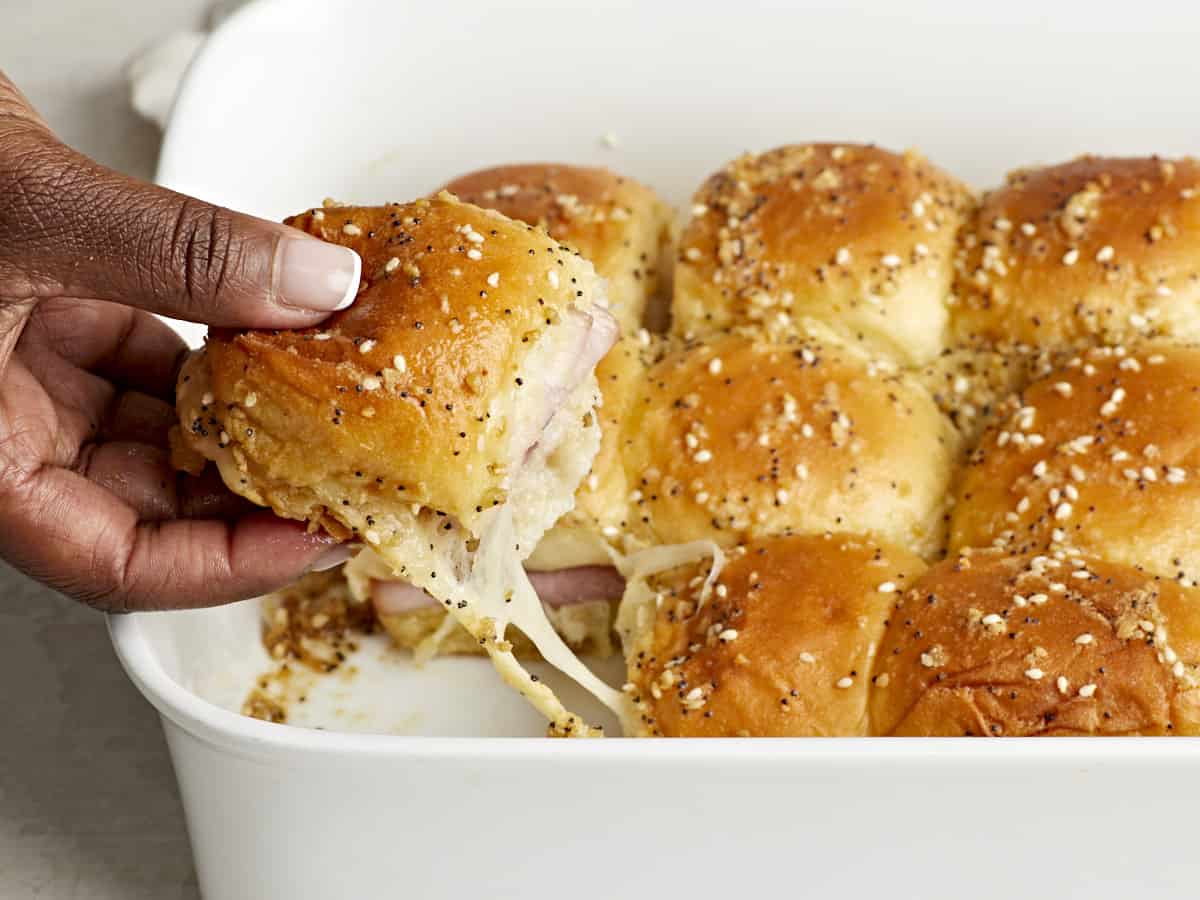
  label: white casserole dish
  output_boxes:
[111,0,1200,895]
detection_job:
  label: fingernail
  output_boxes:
[309,544,355,572]
[275,238,361,312]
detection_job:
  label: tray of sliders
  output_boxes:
[109,1,1200,898]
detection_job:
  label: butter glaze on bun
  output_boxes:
[442,164,674,334]
[951,156,1200,351]
[950,344,1200,586]
[623,533,926,736]
[619,329,961,558]
[672,143,973,364]
[870,550,1200,736]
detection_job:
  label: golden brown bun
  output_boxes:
[442,164,674,334]
[951,345,1200,584]
[672,144,973,364]
[870,550,1200,736]
[951,156,1200,351]
[625,533,926,736]
[175,194,609,559]
[617,329,961,558]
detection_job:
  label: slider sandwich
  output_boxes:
[348,166,673,663]
[175,193,628,735]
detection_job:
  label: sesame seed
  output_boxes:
[1078,683,1097,698]
[877,581,898,594]
[601,525,620,538]
[1167,467,1187,484]
[1062,248,1079,266]
[993,217,1012,231]
[798,651,816,664]
[313,332,332,341]
[364,529,380,543]
[836,677,854,689]
[718,629,739,642]
[548,270,560,289]
[486,272,500,288]
[1129,312,1149,329]
[834,247,851,266]
[361,376,381,391]
[920,653,937,668]
[794,463,809,480]
[384,257,400,274]
[694,449,713,463]
[1057,676,1069,695]
[775,489,790,504]
[342,223,362,236]
[875,672,891,688]
[1095,245,1114,262]
[200,392,214,406]
[914,243,929,257]
[1148,354,1166,365]
[881,253,902,269]
[466,248,482,261]
[1053,382,1073,397]
[1029,593,1049,606]
[1033,461,1048,479]
[708,357,723,375]
[244,392,257,408]
[684,247,702,261]
[1025,668,1044,681]
[392,354,407,373]
[358,339,375,354]
[465,230,484,244]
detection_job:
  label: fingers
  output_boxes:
[0,462,348,610]
[0,71,360,329]
[29,299,188,400]
[75,439,253,522]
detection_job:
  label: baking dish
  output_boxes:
[111,0,1200,896]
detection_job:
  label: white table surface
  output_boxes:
[1,2,211,896]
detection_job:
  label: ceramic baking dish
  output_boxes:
[110,0,1200,896]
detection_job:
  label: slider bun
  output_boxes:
[951,345,1200,585]
[626,533,926,737]
[620,329,961,558]
[175,193,608,552]
[672,143,973,364]
[951,156,1200,350]
[870,550,1200,736]
[442,164,674,333]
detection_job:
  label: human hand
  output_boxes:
[0,70,359,611]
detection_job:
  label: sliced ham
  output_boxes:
[371,565,625,616]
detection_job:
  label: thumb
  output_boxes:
[0,73,360,328]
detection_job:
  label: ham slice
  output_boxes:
[372,565,625,616]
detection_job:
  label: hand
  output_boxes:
[0,71,360,611]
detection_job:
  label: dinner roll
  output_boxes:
[618,328,961,558]
[672,143,973,364]
[951,345,1200,585]
[175,193,626,735]
[621,533,926,736]
[442,164,674,334]
[951,155,1200,351]
[176,193,613,567]
[870,550,1200,736]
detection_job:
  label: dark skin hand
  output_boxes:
[0,70,360,611]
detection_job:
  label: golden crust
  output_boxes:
[442,164,674,334]
[951,344,1200,584]
[870,550,1200,736]
[951,156,1200,350]
[628,533,926,737]
[177,194,605,540]
[672,144,974,364]
[618,330,961,558]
